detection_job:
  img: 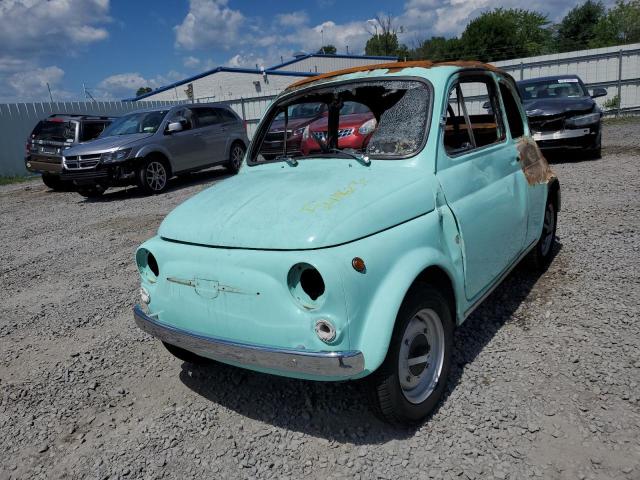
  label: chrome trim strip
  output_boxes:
[133,305,365,378]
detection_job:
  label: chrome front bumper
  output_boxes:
[133,305,365,378]
[532,128,590,141]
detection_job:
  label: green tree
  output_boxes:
[364,15,409,58]
[317,45,337,54]
[411,36,463,61]
[555,1,606,51]
[136,87,152,97]
[592,0,640,46]
[458,9,552,61]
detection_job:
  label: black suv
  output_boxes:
[25,114,114,190]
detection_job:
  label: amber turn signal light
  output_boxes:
[352,257,366,273]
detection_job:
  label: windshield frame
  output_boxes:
[100,110,169,137]
[247,75,434,166]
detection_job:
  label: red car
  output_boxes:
[259,102,326,159]
[301,102,377,155]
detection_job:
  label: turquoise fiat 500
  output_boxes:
[134,61,560,425]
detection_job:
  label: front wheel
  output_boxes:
[227,142,245,174]
[138,158,169,194]
[367,284,454,425]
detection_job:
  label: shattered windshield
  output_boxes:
[251,79,431,163]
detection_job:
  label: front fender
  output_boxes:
[134,144,174,168]
[334,211,464,376]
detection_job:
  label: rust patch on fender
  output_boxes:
[517,136,555,185]
[285,60,503,92]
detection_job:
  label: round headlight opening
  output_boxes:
[147,252,159,277]
[300,267,325,301]
[288,263,326,309]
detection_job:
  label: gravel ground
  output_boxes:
[1,120,639,480]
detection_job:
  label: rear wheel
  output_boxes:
[227,142,245,174]
[527,196,557,270]
[138,157,170,194]
[162,342,210,365]
[367,284,454,426]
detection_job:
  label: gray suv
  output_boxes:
[61,103,248,197]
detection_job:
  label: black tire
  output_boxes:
[367,283,454,426]
[77,185,106,198]
[227,142,245,174]
[137,157,170,195]
[162,342,210,365]
[527,195,557,270]
[41,174,66,191]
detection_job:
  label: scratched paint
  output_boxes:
[301,178,368,213]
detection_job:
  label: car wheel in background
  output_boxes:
[77,185,106,198]
[527,195,557,270]
[162,341,210,365]
[367,283,454,426]
[41,174,67,191]
[227,142,245,174]
[138,157,170,195]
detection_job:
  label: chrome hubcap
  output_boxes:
[232,145,244,168]
[146,161,167,191]
[541,203,555,256]
[399,309,445,404]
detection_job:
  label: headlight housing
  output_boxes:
[101,148,132,164]
[358,118,377,135]
[565,112,600,128]
[293,127,305,136]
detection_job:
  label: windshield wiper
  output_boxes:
[274,155,298,167]
[322,148,371,166]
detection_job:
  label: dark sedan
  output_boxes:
[517,75,606,157]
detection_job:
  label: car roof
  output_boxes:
[285,60,506,92]
[517,74,582,84]
[46,113,115,121]
[124,102,235,115]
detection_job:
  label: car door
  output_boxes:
[191,107,227,167]
[436,72,529,300]
[162,108,205,172]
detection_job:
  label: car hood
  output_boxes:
[270,116,320,131]
[523,96,595,117]
[158,161,434,250]
[63,133,152,155]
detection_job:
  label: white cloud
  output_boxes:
[183,56,201,68]
[276,11,309,27]
[174,0,245,50]
[0,0,111,56]
[226,53,267,69]
[94,70,185,99]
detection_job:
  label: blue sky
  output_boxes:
[0,0,593,102]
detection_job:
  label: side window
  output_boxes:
[499,83,525,139]
[168,108,194,131]
[192,107,221,128]
[216,108,237,123]
[444,77,504,156]
[80,122,107,141]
